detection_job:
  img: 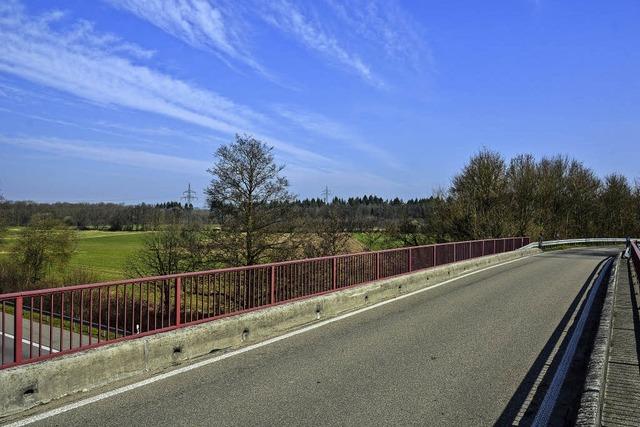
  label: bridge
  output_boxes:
[1,237,639,426]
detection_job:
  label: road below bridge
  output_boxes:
[14,247,620,426]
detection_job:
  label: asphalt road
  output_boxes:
[19,247,619,426]
[1,313,87,364]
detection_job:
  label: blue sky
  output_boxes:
[0,0,638,204]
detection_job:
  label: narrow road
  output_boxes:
[1,313,89,364]
[17,247,619,426]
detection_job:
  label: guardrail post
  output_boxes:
[271,266,276,304]
[408,248,413,272]
[332,258,337,290]
[175,277,181,326]
[14,296,22,364]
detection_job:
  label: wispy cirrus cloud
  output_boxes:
[260,0,384,87]
[106,0,267,75]
[0,135,210,174]
[324,0,429,69]
[0,1,327,163]
[273,105,397,165]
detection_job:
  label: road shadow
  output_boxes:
[494,258,608,426]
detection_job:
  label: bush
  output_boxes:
[0,259,28,293]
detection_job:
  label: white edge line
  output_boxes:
[0,333,58,354]
[4,254,532,427]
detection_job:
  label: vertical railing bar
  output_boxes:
[175,277,182,327]
[79,290,84,349]
[14,296,23,364]
[59,293,64,353]
[38,295,43,356]
[29,296,33,359]
[138,282,143,333]
[49,295,53,352]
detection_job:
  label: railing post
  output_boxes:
[376,252,380,280]
[332,258,337,290]
[453,244,457,262]
[433,245,437,266]
[482,240,485,256]
[14,296,23,364]
[175,277,181,326]
[408,248,413,272]
[271,265,276,304]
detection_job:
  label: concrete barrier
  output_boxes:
[0,247,540,418]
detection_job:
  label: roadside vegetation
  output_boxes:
[1,136,639,294]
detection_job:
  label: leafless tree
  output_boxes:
[448,148,509,238]
[205,134,297,266]
[14,214,77,284]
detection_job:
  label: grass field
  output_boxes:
[1,228,149,282]
[0,229,405,285]
[68,231,148,280]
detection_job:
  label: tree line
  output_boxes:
[0,135,638,292]
[0,200,209,230]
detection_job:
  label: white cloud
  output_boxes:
[324,0,429,69]
[261,0,384,87]
[273,105,398,166]
[0,1,327,163]
[0,135,210,174]
[107,0,267,75]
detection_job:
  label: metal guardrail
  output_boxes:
[630,240,640,278]
[0,237,530,369]
[522,237,631,250]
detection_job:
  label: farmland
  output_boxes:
[0,229,390,284]
[0,228,149,281]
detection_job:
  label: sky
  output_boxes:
[0,0,638,205]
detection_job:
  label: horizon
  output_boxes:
[1,0,639,204]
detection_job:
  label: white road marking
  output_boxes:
[0,332,58,354]
[4,254,533,427]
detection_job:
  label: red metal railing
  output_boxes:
[0,236,529,369]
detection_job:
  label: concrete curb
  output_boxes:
[575,253,620,426]
[0,248,539,418]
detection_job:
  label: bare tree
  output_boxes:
[205,134,296,266]
[599,174,635,237]
[448,149,509,238]
[506,154,538,237]
[15,214,77,285]
[564,160,601,237]
[303,206,352,257]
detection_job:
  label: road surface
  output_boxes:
[14,247,619,426]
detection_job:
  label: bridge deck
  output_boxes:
[8,247,620,426]
[602,259,640,426]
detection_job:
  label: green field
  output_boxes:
[0,229,407,285]
[1,228,149,282]
[352,231,405,251]
[68,231,148,280]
